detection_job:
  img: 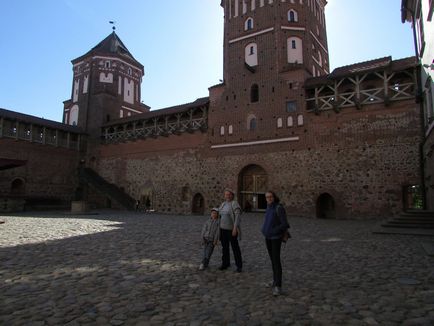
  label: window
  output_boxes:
[245,17,254,31]
[288,10,298,22]
[287,116,294,127]
[277,118,283,128]
[286,101,297,112]
[249,118,257,130]
[228,125,233,135]
[245,43,258,66]
[297,115,304,126]
[288,37,303,63]
[127,67,132,75]
[250,84,259,103]
[220,126,225,136]
[105,61,111,68]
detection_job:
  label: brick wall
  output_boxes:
[423,128,434,210]
[95,97,421,219]
[0,138,80,203]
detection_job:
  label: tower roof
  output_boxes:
[72,32,143,69]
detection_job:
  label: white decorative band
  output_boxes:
[121,106,142,114]
[281,26,306,31]
[229,27,275,44]
[211,136,300,149]
[309,31,328,54]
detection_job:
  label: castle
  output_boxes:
[0,0,430,218]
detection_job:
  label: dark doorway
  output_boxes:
[316,193,336,219]
[192,193,205,215]
[239,164,268,212]
[11,178,25,195]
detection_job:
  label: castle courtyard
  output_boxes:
[0,212,433,325]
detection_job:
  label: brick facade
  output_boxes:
[0,0,428,217]
[0,138,80,205]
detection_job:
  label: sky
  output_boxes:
[0,0,415,122]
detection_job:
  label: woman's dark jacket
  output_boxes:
[261,203,290,239]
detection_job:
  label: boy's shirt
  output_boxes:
[201,218,220,242]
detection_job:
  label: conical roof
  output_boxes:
[72,32,143,69]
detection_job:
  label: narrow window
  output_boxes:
[105,61,111,68]
[228,125,233,135]
[245,18,254,31]
[292,40,297,49]
[288,10,298,22]
[127,67,132,75]
[249,118,257,130]
[286,101,297,112]
[287,116,294,127]
[220,126,225,136]
[277,118,283,128]
[250,46,254,55]
[251,84,259,103]
[297,115,304,126]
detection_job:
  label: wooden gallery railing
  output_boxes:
[305,68,417,113]
[103,105,208,144]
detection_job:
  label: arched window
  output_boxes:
[277,118,283,128]
[297,115,304,126]
[250,84,259,103]
[250,118,257,130]
[245,43,258,67]
[228,125,233,135]
[288,10,298,22]
[287,116,294,127]
[288,37,303,64]
[247,114,257,131]
[220,126,225,136]
[245,17,254,31]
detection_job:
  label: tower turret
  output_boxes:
[63,31,150,137]
[210,0,330,145]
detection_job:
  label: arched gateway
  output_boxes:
[192,193,205,215]
[238,165,268,212]
[316,193,336,219]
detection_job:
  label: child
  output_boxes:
[199,208,220,271]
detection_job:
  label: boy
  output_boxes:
[199,208,220,271]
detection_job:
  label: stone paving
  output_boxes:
[0,211,433,326]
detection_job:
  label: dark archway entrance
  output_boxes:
[11,178,25,195]
[192,193,205,215]
[316,193,336,219]
[239,165,268,212]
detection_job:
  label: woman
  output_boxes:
[218,188,243,272]
[261,191,290,296]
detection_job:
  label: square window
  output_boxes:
[286,101,297,112]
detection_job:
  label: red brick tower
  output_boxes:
[210,0,329,144]
[63,31,150,138]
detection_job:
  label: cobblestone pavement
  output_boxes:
[0,212,433,326]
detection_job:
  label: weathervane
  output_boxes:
[109,21,116,31]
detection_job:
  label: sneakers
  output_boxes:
[199,263,205,271]
[265,281,274,288]
[272,286,282,296]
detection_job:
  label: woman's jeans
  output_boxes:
[220,229,242,269]
[266,238,282,287]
